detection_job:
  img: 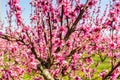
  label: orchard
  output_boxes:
[0,0,120,80]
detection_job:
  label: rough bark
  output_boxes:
[37,64,54,80]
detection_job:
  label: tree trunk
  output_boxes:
[37,64,54,80]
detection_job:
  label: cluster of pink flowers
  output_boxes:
[8,0,22,25]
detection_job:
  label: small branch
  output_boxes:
[0,34,28,46]
[61,5,64,26]
[64,0,89,41]
[71,0,88,28]
[48,12,52,54]
[64,27,75,41]
[47,12,54,68]
[98,50,107,62]
[67,48,78,57]
[66,16,70,30]
[42,16,48,45]
[60,5,64,39]
[102,61,120,80]
[66,39,89,58]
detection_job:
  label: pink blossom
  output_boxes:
[74,76,82,80]
[99,70,108,78]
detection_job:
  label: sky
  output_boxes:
[1,0,111,25]
[1,0,31,24]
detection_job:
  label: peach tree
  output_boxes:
[0,0,120,80]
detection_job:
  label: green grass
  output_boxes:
[62,54,111,80]
[22,73,31,80]
[92,54,111,80]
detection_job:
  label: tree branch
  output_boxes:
[0,34,54,80]
[102,61,120,80]
[64,0,89,41]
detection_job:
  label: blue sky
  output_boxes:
[1,0,111,25]
[2,0,31,24]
